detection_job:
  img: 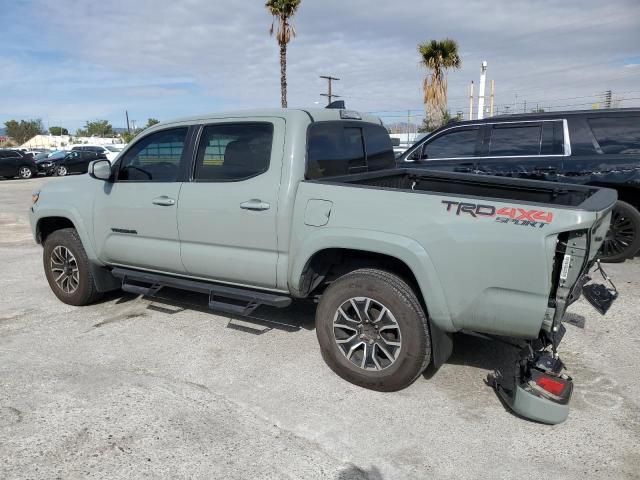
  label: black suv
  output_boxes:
[0,149,37,179]
[397,108,640,262]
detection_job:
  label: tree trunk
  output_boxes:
[280,42,287,108]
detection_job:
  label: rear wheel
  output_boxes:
[43,228,102,305]
[600,201,640,263]
[18,166,33,179]
[316,268,431,392]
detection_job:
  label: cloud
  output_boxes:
[2,0,639,129]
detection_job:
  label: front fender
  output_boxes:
[289,228,455,332]
[30,203,100,265]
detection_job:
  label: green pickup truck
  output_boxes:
[30,108,617,422]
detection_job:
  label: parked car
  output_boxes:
[37,150,101,176]
[397,108,640,262]
[72,145,119,162]
[29,108,617,423]
[0,149,37,179]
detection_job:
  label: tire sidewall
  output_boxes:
[316,271,429,391]
[19,166,32,179]
[601,200,640,263]
[43,230,94,306]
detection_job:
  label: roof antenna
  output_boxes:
[326,100,346,109]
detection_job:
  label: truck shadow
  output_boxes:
[107,288,521,378]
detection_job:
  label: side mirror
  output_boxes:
[89,159,112,181]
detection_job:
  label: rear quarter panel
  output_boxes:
[289,181,600,338]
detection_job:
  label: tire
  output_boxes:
[600,200,640,263]
[316,268,431,392]
[18,165,33,179]
[56,165,68,176]
[43,228,102,306]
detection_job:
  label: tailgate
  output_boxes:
[547,186,617,332]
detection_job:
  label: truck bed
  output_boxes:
[319,168,616,211]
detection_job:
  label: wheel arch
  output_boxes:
[289,230,454,333]
[35,213,119,293]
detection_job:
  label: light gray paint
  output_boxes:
[30,108,612,339]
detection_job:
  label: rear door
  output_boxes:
[93,126,192,274]
[475,120,566,179]
[177,118,283,289]
[401,125,482,172]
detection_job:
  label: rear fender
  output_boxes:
[289,228,454,332]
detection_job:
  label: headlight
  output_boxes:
[32,191,40,205]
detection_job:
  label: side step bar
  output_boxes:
[111,267,291,316]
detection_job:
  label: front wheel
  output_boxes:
[18,166,33,179]
[600,200,640,263]
[316,268,431,392]
[43,228,102,306]
[56,165,68,176]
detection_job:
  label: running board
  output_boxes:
[111,268,292,315]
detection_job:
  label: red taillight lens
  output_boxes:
[536,376,566,396]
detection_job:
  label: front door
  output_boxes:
[93,126,190,274]
[178,119,283,289]
[401,125,482,172]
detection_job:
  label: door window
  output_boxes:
[193,123,273,181]
[488,124,542,156]
[118,127,188,182]
[588,116,640,154]
[540,121,564,155]
[422,127,479,159]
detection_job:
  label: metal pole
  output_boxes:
[469,81,475,120]
[489,80,495,117]
[477,61,487,120]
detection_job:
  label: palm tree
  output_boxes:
[266,0,302,108]
[418,39,461,129]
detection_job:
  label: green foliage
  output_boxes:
[121,131,137,143]
[266,0,301,44]
[146,118,160,128]
[49,126,69,136]
[83,120,114,137]
[418,109,458,133]
[4,119,44,145]
[266,0,302,108]
[418,38,461,128]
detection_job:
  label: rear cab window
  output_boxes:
[306,121,394,179]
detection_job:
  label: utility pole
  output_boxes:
[604,90,612,109]
[523,100,527,113]
[469,81,475,120]
[125,110,131,133]
[477,61,487,120]
[320,75,340,106]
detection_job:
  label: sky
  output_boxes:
[1,0,639,132]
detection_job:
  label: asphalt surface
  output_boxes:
[1,176,639,480]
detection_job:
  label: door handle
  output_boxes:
[240,199,271,211]
[152,196,176,206]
